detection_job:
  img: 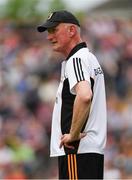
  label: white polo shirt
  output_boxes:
[50,42,107,157]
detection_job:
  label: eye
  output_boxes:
[48,28,56,33]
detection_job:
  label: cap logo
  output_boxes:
[47,13,54,20]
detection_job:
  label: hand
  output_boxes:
[59,133,86,149]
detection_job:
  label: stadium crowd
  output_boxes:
[0,15,132,179]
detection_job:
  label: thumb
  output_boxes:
[80,132,87,139]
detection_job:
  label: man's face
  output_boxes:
[46,23,71,54]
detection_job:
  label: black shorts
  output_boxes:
[58,153,104,179]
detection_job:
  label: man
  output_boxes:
[37,10,107,179]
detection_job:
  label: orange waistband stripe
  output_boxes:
[67,154,78,180]
[73,154,78,180]
[68,154,72,180]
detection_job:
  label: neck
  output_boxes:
[63,36,83,57]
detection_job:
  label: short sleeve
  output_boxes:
[66,57,91,94]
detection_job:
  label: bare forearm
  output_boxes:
[60,81,92,148]
[70,95,91,140]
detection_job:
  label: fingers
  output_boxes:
[59,134,67,148]
[59,140,64,148]
[80,132,87,138]
[64,143,74,149]
[60,133,87,149]
[60,141,74,149]
[60,134,74,149]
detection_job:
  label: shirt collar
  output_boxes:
[66,42,87,60]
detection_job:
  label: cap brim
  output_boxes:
[37,21,59,32]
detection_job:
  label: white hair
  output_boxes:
[64,23,81,34]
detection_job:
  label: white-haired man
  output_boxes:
[37,10,107,179]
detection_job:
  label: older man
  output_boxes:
[37,10,107,179]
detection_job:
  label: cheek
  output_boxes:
[58,34,69,45]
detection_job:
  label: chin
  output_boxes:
[53,47,61,52]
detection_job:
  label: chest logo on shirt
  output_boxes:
[94,67,103,76]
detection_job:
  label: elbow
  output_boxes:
[79,91,92,104]
[84,94,92,104]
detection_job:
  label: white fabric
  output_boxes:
[50,47,107,157]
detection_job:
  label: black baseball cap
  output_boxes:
[37,10,80,32]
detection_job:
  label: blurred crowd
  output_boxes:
[0,15,132,179]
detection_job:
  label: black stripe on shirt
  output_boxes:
[73,58,79,82]
[78,58,85,80]
[76,58,82,81]
[73,58,85,82]
[61,79,80,154]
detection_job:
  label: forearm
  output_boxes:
[70,95,91,140]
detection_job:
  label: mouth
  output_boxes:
[51,41,57,45]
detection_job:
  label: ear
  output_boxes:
[68,25,76,37]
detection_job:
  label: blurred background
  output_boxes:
[0,0,132,179]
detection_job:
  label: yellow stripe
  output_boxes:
[68,155,72,180]
[71,154,75,179]
[73,154,78,180]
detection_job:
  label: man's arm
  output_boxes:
[60,80,92,149]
